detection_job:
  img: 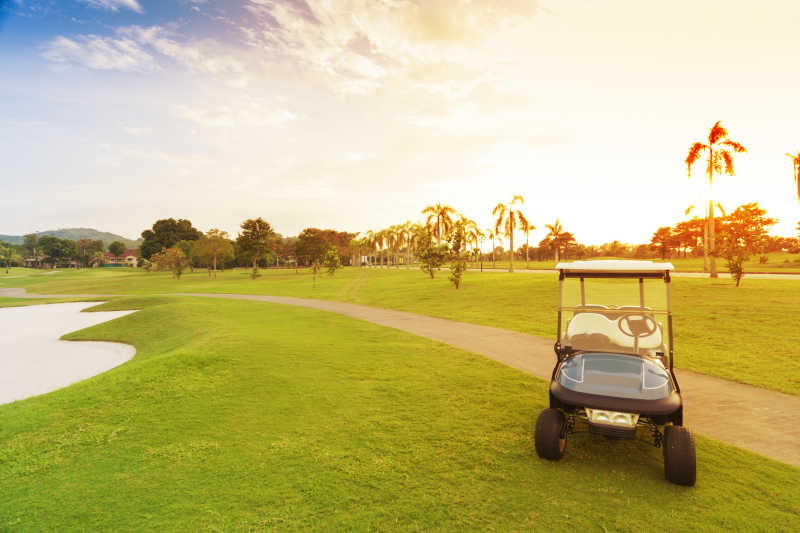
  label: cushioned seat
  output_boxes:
[564,312,663,353]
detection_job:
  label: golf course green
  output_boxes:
[3,266,799,396]
[1,295,798,531]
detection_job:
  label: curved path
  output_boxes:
[3,288,798,467]
[182,293,800,468]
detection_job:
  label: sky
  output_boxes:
[1,0,799,247]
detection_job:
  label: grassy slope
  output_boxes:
[1,297,797,531]
[5,267,800,396]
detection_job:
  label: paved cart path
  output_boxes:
[182,293,800,468]
[3,287,799,467]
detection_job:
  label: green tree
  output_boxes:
[151,247,190,279]
[192,229,234,279]
[717,202,777,287]
[324,247,341,276]
[236,218,276,279]
[23,233,39,257]
[39,236,75,269]
[493,195,525,272]
[89,250,105,267]
[650,226,675,260]
[108,241,126,261]
[140,218,202,259]
[415,230,448,279]
[685,121,747,278]
[447,220,469,289]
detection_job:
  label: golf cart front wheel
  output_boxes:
[535,408,566,460]
[663,426,696,486]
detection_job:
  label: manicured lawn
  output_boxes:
[1,297,797,531]
[471,252,800,273]
[4,267,800,396]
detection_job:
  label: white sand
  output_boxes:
[0,302,136,405]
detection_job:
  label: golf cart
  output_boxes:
[534,260,696,486]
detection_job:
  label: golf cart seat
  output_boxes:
[564,312,663,354]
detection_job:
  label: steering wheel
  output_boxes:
[617,313,657,339]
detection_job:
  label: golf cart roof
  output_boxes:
[556,260,674,278]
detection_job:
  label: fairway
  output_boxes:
[4,266,800,396]
[1,297,798,531]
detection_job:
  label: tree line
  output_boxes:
[0,234,129,270]
[138,217,355,280]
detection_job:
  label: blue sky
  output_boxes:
[1,1,799,244]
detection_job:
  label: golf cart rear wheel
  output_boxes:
[663,426,696,486]
[535,408,566,460]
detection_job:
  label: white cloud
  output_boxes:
[41,35,157,72]
[78,0,143,14]
[41,25,245,77]
[174,102,294,128]
[118,25,245,75]
[242,0,543,95]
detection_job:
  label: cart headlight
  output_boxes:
[585,408,639,428]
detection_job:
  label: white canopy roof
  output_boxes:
[555,260,674,273]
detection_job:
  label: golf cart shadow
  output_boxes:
[559,430,671,481]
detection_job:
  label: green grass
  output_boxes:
[1,297,797,531]
[4,266,799,396]
[473,252,800,273]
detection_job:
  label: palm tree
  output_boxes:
[1,246,15,274]
[518,213,534,270]
[787,152,800,204]
[493,195,525,272]
[422,203,456,244]
[455,215,479,266]
[545,220,565,262]
[89,250,104,268]
[364,230,377,266]
[486,228,497,268]
[685,121,746,278]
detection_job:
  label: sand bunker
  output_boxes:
[0,302,136,405]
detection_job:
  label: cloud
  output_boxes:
[42,25,245,76]
[174,101,294,128]
[78,0,143,13]
[118,25,245,75]
[41,35,157,72]
[242,0,543,94]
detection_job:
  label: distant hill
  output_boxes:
[0,228,140,249]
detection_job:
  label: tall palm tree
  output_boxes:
[518,213,534,270]
[375,229,388,266]
[486,228,497,268]
[457,215,480,267]
[364,230,377,266]
[493,194,525,272]
[422,203,456,244]
[787,152,800,204]
[685,121,746,278]
[545,220,564,262]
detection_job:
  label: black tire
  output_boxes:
[535,408,566,460]
[663,426,696,486]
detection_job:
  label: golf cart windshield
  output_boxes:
[557,261,673,359]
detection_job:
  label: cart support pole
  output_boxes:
[556,271,564,360]
[639,278,644,307]
[665,271,679,392]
